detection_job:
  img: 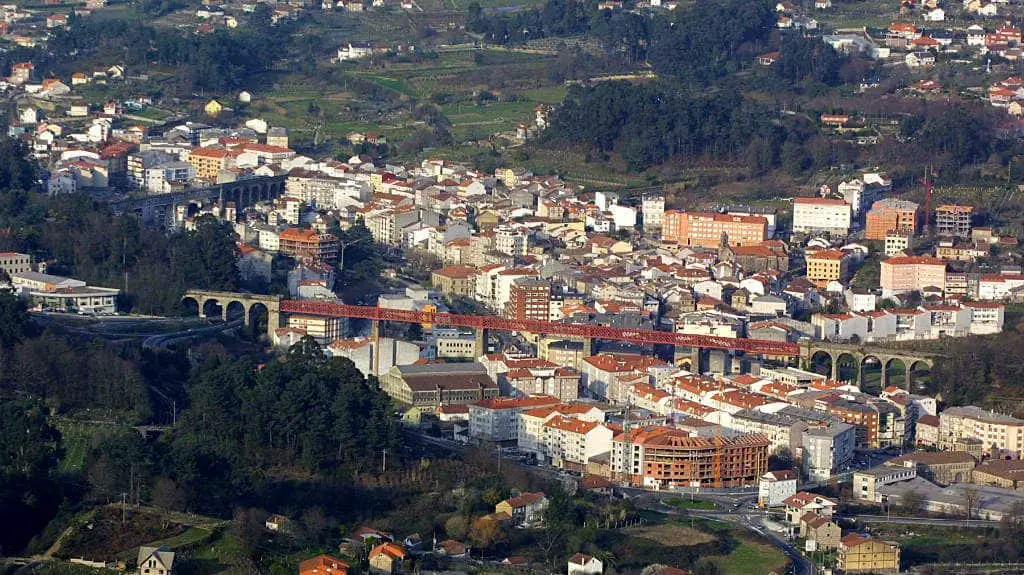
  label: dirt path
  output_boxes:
[40,525,74,559]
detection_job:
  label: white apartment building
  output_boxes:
[964,301,1005,334]
[802,423,856,481]
[978,274,1024,301]
[468,396,561,443]
[517,403,606,457]
[758,470,798,507]
[540,415,614,469]
[494,225,529,257]
[642,193,665,232]
[792,197,852,236]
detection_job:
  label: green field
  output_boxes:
[709,534,790,575]
[664,497,718,510]
[56,420,120,472]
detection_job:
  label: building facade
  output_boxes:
[662,211,768,248]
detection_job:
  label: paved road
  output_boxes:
[839,514,997,528]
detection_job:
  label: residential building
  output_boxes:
[137,547,175,575]
[186,147,234,180]
[567,554,603,575]
[852,465,917,502]
[327,337,420,377]
[279,228,340,264]
[879,255,946,297]
[379,363,499,408]
[368,544,406,575]
[662,211,768,248]
[494,225,528,257]
[792,197,851,236]
[12,272,119,314]
[581,353,669,404]
[468,395,560,443]
[611,427,769,489]
[884,230,912,257]
[287,315,344,343]
[837,535,901,574]
[865,198,920,240]
[432,266,478,298]
[0,252,31,276]
[935,205,973,237]
[758,470,798,507]
[495,492,548,525]
[505,366,580,401]
[964,301,1005,335]
[800,513,842,550]
[802,423,856,481]
[642,193,665,233]
[505,277,551,321]
[783,491,838,524]
[540,416,614,470]
[805,249,852,288]
[916,414,939,447]
[299,555,349,575]
[939,406,1024,456]
[822,398,903,449]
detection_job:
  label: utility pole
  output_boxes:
[382,448,388,473]
[121,492,127,526]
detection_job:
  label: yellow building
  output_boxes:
[187,147,232,181]
[806,249,852,288]
[431,265,478,298]
[838,535,901,574]
[204,99,224,116]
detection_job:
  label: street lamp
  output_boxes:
[339,236,369,272]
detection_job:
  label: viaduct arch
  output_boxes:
[800,340,936,392]
[182,290,282,334]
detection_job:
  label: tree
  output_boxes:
[445,515,469,539]
[0,398,63,553]
[0,289,29,348]
[899,490,924,516]
[962,487,980,519]
[468,516,505,548]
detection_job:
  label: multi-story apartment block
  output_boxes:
[935,204,973,237]
[865,198,920,240]
[505,277,551,321]
[505,366,580,401]
[939,406,1024,457]
[662,211,768,248]
[792,197,852,236]
[758,470,798,507]
[802,423,856,481]
[540,416,614,471]
[805,249,852,288]
[278,228,340,264]
[517,403,606,457]
[494,225,528,257]
[186,147,234,181]
[611,427,769,488]
[641,193,665,233]
[879,255,945,297]
[884,230,913,257]
[468,395,561,443]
